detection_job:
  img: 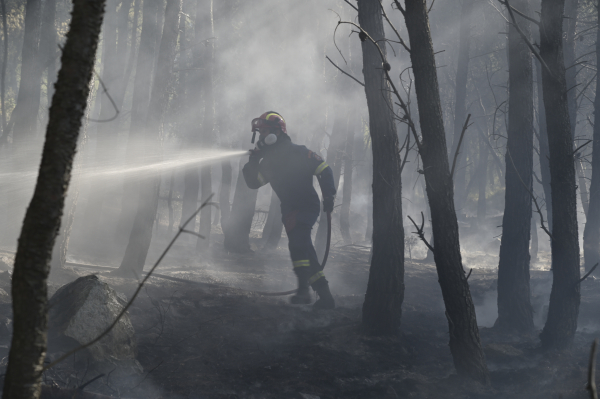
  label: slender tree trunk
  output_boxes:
[340,117,356,245]
[450,0,475,216]
[495,0,535,333]
[582,11,600,273]
[50,77,96,270]
[167,171,175,232]
[563,0,589,217]
[223,157,259,253]
[538,0,581,350]
[261,188,283,249]
[219,158,232,228]
[530,215,538,263]
[116,0,181,278]
[2,0,104,395]
[113,0,139,107]
[197,0,215,251]
[476,125,488,226]
[39,0,57,108]
[116,0,161,241]
[11,0,42,147]
[0,0,7,135]
[402,0,489,382]
[535,59,553,230]
[315,107,346,258]
[357,0,405,334]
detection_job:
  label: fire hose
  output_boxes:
[64,211,332,297]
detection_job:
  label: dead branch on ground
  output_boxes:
[42,194,217,372]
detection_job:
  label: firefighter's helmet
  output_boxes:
[251,112,287,134]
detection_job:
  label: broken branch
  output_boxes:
[326,56,364,86]
[407,212,434,253]
[451,114,472,178]
[579,263,599,284]
[42,194,216,372]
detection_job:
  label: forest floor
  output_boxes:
[0,231,598,399]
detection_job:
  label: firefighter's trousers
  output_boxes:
[283,209,326,286]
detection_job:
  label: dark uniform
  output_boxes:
[243,135,336,299]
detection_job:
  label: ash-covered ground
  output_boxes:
[0,228,597,399]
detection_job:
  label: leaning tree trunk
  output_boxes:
[2,0,104,396]
[582,11,600,273]
[197,0,215,251]
[495,0,535,333]
[11,0,42,147]
[357,0,405,334]
[116,0,161,241]
[538,0,581,351]
[116,0,181,278]
[402,0,489,383]
[449,0,475,216]
[476,125,488,226]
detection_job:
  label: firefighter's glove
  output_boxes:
[323,197,334,213]
[249,149,262,164]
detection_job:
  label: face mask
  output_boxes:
[264,133,277,145]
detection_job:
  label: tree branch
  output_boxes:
[379,0,411,52]
[325,56,364,86]
[451,114,472,178]
[407,212,434,252]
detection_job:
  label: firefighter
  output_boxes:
[243,111,336,309]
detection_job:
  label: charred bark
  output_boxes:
[402,0,489,382]
[2,0,104,396]
[116,0,182,278]
[495,0,535,333]
[538,0,581,350]
[582,11,600,273]
[357,0,405,334]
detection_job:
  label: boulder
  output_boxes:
[48,275,141,375]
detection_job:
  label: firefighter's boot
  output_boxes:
[312,277,335,310]
[290,271,312,305]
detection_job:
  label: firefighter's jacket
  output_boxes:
[243,137,336,216]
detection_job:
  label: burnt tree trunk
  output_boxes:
[315,105,345,259]
[2,0,104,396]
[340,117,357,245]
[535,59,553,230]
[402,0,489,382]
[357,0,405,334]
[223,157,259,253]
[582,11,600,273]
[39,0,57,107]
[116,0,181,278]
[197,0,215,251]
[116,0,161,241]
[476,125,488,226]
[449,0,475,216]
[563,0,589,217]
[538,0,581,350]
[495,0,535,333]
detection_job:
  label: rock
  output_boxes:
[48,275,141,376]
